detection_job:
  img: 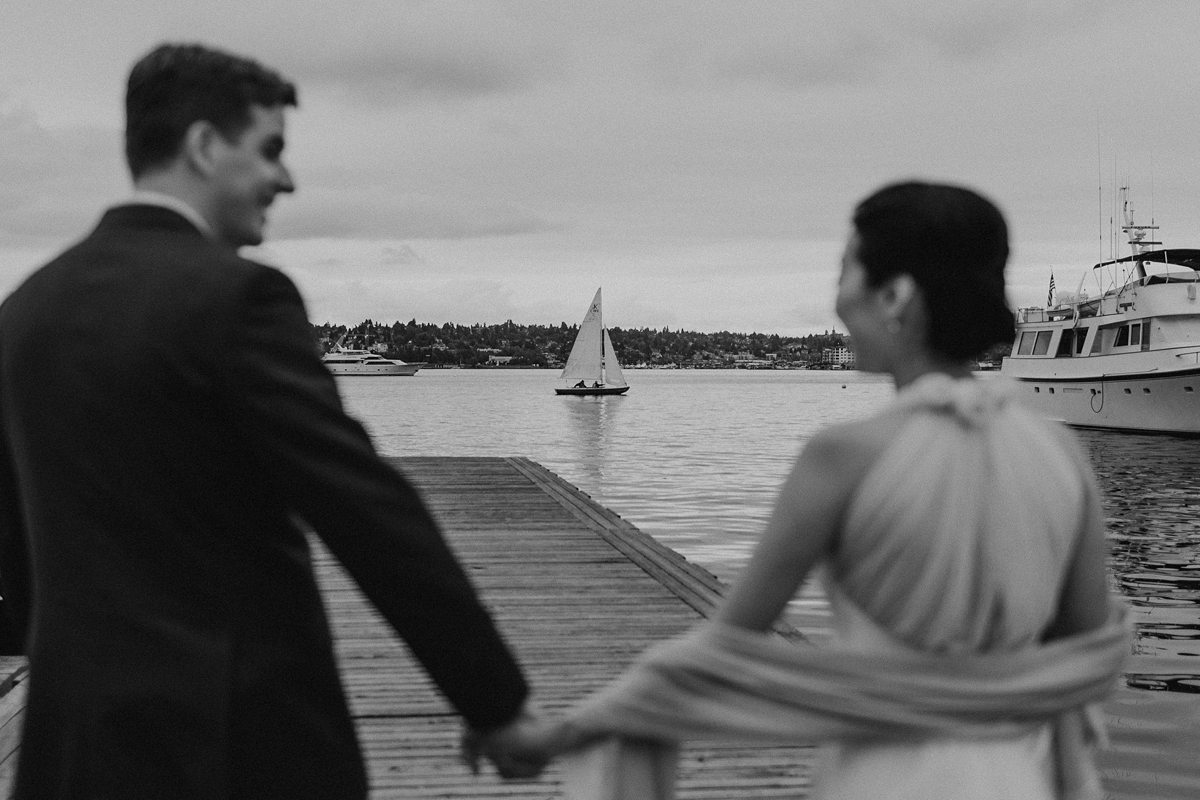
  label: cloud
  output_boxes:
[0,102,125,243]
[703,0,1107,91]
[710,45,881,91]
[271,188,560,240]
[297,44,547,106]
[702,9,889,90]
[381,244,425,266]
[893,0,1108,59]
[256,2,566,106]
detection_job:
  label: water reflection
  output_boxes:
[557,393,625,497]
[1075,429,1200,680]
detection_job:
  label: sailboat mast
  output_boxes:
[598,292,607,385]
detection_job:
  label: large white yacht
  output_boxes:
[1000,190,1200,434]
[321,345,423,376]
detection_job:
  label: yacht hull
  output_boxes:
[326,363,422,376]
[1003,364,1200,435]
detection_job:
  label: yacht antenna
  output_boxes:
[1120,186,1160,281]
[1109,160,1116,261]
[1097,117,1105,264]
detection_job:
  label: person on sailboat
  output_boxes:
[509,180,1127,800]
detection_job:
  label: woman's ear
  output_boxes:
[879,273,919,325]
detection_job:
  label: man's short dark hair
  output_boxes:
[124,43,298,178]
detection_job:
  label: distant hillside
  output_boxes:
[311,319,854,368]
[312,318,1012,368]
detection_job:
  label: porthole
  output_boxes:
[1186,386,1195,393]
[1124,388,1132,394]
[1143,387,1152,394]
[1033,386,1040,393]
[1048,387,1055,394]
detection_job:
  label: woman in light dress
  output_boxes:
[502,181,1127,799]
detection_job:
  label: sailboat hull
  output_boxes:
[554,385,630,396]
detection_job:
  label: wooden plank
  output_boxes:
[504,457,808,644]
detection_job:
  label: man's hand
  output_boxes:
[461,708,553,780]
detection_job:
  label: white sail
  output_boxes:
[602,328,627,387]
[557,288,629,393]
[559,288,606,384]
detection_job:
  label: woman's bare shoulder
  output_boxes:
[804,406,908,482]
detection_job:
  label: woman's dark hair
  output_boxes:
[124,43,298,179]
[852,181,1015,361]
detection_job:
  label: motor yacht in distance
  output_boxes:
[321,344,423,376]
[1000,189,1200,434]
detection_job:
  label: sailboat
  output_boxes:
[555,288,630,396]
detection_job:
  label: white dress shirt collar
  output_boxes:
[124,191,214,239]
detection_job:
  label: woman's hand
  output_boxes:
[461,710,595,778]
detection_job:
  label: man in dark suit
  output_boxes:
[0,42,543,797]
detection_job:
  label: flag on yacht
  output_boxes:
[1047,271,1056,306]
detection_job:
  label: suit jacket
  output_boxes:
[0,205,528,799]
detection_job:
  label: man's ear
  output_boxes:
[182,120,221,177]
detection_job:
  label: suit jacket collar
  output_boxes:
[126,191,214,238]
[97,204,212,240]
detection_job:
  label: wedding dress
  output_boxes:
[814,374,1092,798]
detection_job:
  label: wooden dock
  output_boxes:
[338,456,813,797]
[2,456,1200,798]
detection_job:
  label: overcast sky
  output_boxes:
[3,1,1199,335]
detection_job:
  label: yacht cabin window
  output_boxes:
[1114,321,1144,348]
[1016,330,1054,356]
[1053,328,1090,357]
[1017,331,1035,355]
[1056,330,1074,357]
[1032,330,1052,355]
[1089,320,1151,354]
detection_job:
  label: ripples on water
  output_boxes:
[338,368,1200,690]
[1078,430,1200,690]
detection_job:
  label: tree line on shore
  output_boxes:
[312,319,1013,368]
[311,319,859,368]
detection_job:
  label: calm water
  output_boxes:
[337,368,1200,688]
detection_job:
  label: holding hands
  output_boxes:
[461,707,590,780]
